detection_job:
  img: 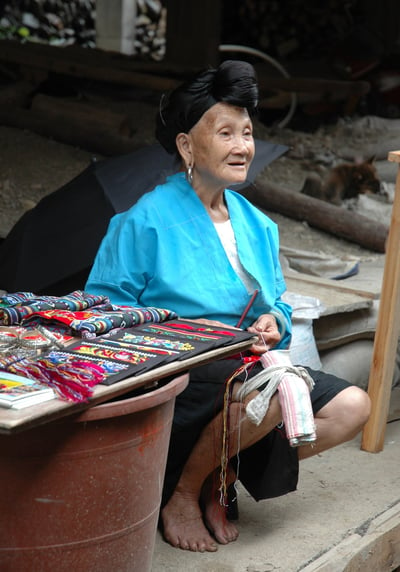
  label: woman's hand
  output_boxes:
[247,313,281,354]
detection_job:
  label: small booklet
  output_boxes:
[0,371,55,410]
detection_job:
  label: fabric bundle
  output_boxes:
[237,349,316,447]
[0,290,179,402]
[0,290,178,338]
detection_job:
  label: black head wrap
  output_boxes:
[156,60,259,154]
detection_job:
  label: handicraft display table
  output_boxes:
[0,327,255,435]
[0,323,255,572]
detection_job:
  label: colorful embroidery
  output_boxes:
[113,332,195,352]
[0,290,178,338]
[68,341,166,365]
[139,324,226,343]
[0,316,255,395]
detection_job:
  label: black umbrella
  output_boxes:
[0,139,287,295]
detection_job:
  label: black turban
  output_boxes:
[155,60,259,154]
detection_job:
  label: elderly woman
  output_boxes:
[85,60,370,553]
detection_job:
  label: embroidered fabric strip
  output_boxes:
[0,312,254,400]
[137,319,253,345]
[0,290,178,338]
[0,291,108,324]
[63,320,255,385]
[63,340,167,383]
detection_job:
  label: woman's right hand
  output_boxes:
[247,313,281,354]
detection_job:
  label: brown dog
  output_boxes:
[300,157,381,205]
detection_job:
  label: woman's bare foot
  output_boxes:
[202,476,239,545]
[161,488,218,552]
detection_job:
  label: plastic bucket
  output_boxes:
[0,373,188,572]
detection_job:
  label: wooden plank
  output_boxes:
[0,337,255,435]
[362,150,400,452]
[284,269,379,299]
[341,259,384,298]
[284,273,374,316]
[299,504,400,572]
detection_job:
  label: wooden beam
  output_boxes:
[361,150,400,452]
[31,93,132,137]
[165,0,222,67]
[241,181,389,253]
[0,39,181,92]
[257,75,370,97]
[0,106,142,157]
[0,79,36,107]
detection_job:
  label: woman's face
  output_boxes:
[187,102,255,189]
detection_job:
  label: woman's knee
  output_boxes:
[345,386,371,425]
[320,385,371,429]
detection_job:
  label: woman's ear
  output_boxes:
[176,132,192,166]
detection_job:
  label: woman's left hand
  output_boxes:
[247,313,281,354]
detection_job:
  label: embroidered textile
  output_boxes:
[0,318,255,398]
[0,290,178,338]
[65,320,255,385]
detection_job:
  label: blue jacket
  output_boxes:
[86,172,292,347]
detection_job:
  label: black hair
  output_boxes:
[155,60,258,154]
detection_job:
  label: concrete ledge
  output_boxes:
[299,503,400,572]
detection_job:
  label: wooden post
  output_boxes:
[95,0,137,55]
[361,150,400,452]
[165,0,222,67]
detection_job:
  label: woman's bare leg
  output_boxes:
[201,464,239,544]
[161,393,282,552]
[161,385,370,552]
[298,386,371,460]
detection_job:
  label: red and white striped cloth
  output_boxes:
[237,350,317,447]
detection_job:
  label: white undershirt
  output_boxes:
[214,220,257,294]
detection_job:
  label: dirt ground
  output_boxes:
[0,98,398,270]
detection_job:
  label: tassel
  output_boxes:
[8,358,105,402]
[219,361,256,506]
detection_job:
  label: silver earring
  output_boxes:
[187,165,193,185]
